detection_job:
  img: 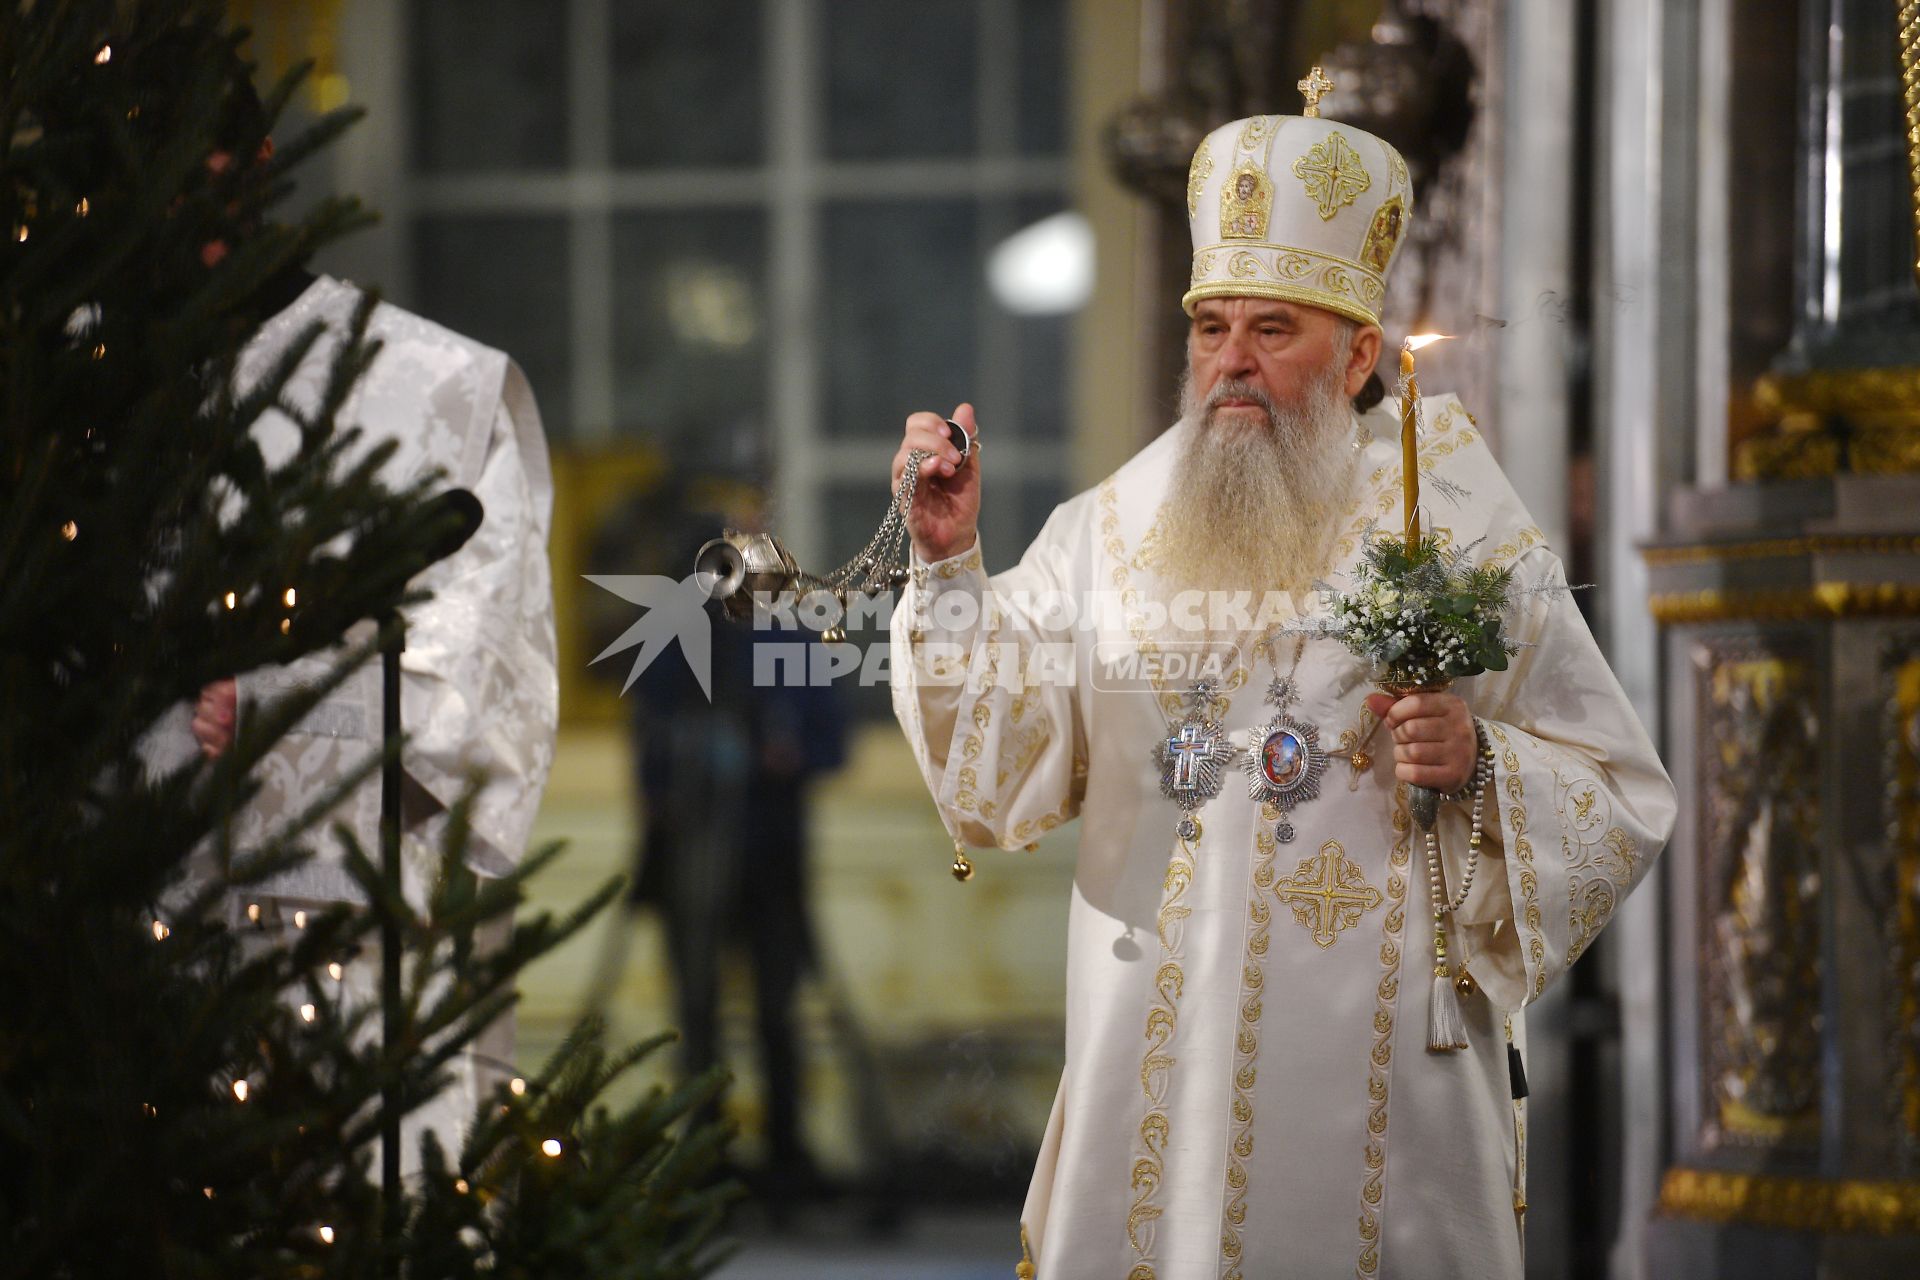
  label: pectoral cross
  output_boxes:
[1298,65,1334,118]
[1165,723,1215,792]
[1154,682,1237,841]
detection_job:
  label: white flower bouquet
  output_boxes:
[1323,532,1519,691]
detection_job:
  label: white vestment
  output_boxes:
[145,275,558,1170]
[212,274,557,900]
[891,395,1676,1279]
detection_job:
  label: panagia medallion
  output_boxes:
[1245,669,1327,842]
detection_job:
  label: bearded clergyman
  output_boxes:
[887,90,1676,1279]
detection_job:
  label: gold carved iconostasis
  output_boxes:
[1643,1,1920,1270]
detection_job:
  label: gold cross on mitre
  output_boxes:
[1298,65,1334,118]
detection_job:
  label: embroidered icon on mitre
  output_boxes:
[1218,162,1275,240]
[1291,131,1371,221]
[1360,195,1405,271]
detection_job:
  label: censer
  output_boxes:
[693,418,974,641]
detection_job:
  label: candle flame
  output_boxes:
[1406,333,1450,351]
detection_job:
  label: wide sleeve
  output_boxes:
[396,361,558,876]
[888,501,1089,852]
[1451,546,1677,1009]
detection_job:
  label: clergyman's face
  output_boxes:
[1187,297,1374,432]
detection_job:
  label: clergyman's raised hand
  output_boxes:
[892,402,980,564]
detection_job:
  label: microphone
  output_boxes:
[420,488,484,564]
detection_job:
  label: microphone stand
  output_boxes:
[371,487,482,1272]
[379,609,404,1272]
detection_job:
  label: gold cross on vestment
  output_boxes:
[1274,840,1382,948]
[1298,65,1334,118]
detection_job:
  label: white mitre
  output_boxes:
[1183,81,1413,327]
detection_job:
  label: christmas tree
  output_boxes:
[0,3,731,1275]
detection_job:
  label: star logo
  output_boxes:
[583,573,716,700]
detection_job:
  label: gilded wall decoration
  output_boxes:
[1696,640,1823,1151]
[1657,1167,1920,1234]
[1883,637,1920,1166]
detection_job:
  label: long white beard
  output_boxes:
[1149,357,1357,614]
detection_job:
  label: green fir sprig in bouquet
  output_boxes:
[1322,532,1519,688]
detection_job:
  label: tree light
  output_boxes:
[318,1225,335,1245]
[454,1178,470,1195]
[61,520,77,541]
[231,1080,249,1102]
[299,1003,316,1023]
[223,591,237,610]
[328,962,344,981]
[540,1139,562,1158]
[246,903,261,923]
[292,910,307,929]
[94,44,111,64]
[282,587,296,607]
[509,1077,526,1097]
[75,197,89,217]
[151,920,169,941]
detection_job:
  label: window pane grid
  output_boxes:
[404,0,1070,526]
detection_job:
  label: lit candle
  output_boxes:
[1400,343,1419,547]
[1400,334,1449,549]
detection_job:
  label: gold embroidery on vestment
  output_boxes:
[1554,762,1638,964]
[1104,478,1240,1279]
[1219,163,1275,239]
[1236,114,1277,151]
[1218,819,1279,1275]
[1127,825,1194,1277]
[1487,724,1547,997]
[1273,840,1383,948]
[1336,408,1480,563]
[1355,798,1412,1274]
[1387,148,1409,194]
[1187,139,1213,218]
[952,642,1000,816]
